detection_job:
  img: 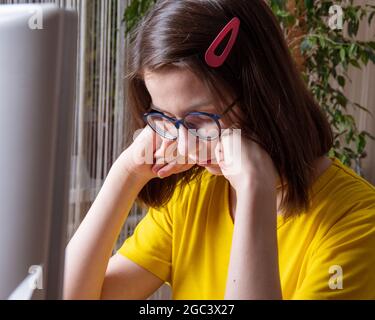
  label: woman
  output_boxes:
[64,0,375,299]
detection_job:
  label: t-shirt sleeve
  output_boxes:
[292,209,375,299]
[117,205,172,284]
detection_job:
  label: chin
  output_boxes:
[202,165,223,176]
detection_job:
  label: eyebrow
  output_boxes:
[150,100,214,115]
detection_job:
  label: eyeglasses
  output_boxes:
[143,98,239,141]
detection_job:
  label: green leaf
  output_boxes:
[270,0,286,9]
[348,44,357,58]
[328,148,336,158]
[348,21,360,37]
[304,0,313,10]
[361,51,370,65]
[350,59,361,68]
[340,48,346,62]
[368,52,375,64]
[337,75,346,87]
[356,134,366,154]
[319,37,326,48]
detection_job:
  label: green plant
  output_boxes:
[123,0,375,170]
[270,0,375,170]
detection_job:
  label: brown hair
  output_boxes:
[125,0,333,217]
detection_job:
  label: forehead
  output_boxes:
[143,67,212,104]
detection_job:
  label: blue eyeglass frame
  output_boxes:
[143,97,240,141]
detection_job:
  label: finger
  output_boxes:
[152,158,188,175]
[135,126,160,152]
[156,160,178,178]
[157,162,193,179]
[152,163,166,174]
[218,129,243,175]
[129,126,158,167]
[154,139,177,163]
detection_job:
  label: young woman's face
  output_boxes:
[144,67,232,176]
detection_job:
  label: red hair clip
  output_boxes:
[205,17,241,68]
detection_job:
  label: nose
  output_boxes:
[177,125,189,158]
[177,125,201,164]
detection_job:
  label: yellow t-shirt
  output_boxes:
[117,157,375,299]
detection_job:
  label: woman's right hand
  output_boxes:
[117,126,194,184]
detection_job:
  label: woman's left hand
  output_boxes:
[214,129,279,193]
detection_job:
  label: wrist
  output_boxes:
[235,179,275,200]
[238,161,278,191]
[113,150,152,187]
[235,185,278,225]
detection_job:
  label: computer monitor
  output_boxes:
[0,4,77,299]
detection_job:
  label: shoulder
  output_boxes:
[329,157,375,196]
[280,157,375,242]
[305,157,375,246]
[311,157,375,216]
